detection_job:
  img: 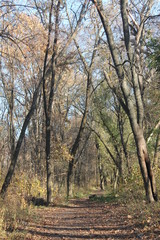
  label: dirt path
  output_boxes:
[19,198,159,240]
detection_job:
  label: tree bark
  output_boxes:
[46,117,52,204]
[95,140,104,190]
[153,130,160,167]
[134,128,158,202]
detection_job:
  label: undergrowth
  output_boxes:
[0,172,46,239]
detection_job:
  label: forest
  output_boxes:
[0,0,160,239]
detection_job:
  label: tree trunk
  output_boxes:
[134,128,158,202]
[42,1,60,204]
[67,159,74,198]
[153,130,160,167]
[114,168,119,192]
[9,88,15,159]
[46,118,52,204]
[95,140,104,190]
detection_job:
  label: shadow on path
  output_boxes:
[18,198,159,239]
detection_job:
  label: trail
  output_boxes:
[19,197,159,240]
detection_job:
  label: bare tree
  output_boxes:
[66,6,100,197]
[0,2,52,197]
[91,0,158,202]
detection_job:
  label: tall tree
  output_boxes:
[0,5,49,197]
[66,7,99,197]
[42,0,61,204]
[91,0,158,202]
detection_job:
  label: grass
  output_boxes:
[89,193,118,203]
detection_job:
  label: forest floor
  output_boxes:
[14,191,160,240]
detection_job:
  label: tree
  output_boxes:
[41,0,90,203]
[0,5,48,197]
[147,38,160,72]
[42,0,61,205]
[91,0,158,202]
[66,1,100,197]
[93,82,132,183]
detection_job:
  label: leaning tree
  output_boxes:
[91,0,158,202]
